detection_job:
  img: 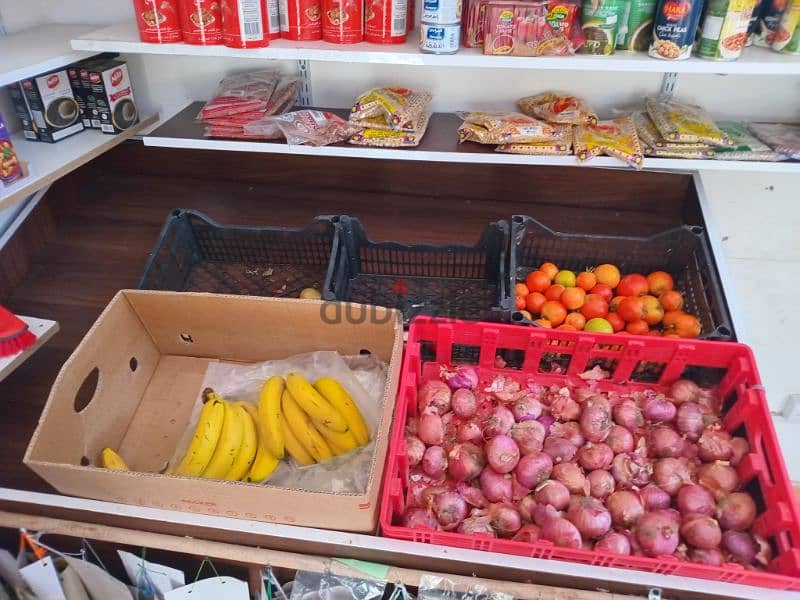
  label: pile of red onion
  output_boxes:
[402,368,770,569]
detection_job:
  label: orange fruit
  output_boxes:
[515,296,526,310]
[526,271,550,293]
[609,296,626,313]
[606,312,625,332]
[533,318,552,328]
[670,313,701,338]
[585,317,613,333]
[647,271,674,296]
[659,290,684,312]
[540,262,559,281]
[544,284,566,301]
[565,312,586,330]
[561,287,586,310]
[576,271,597,291]
[594,264,621,288]
[580,297,609,320]
[590,283,613,303]
[645,329,662,336]
[526,292,546,314]
[618,297,646,323]
[557,324,577,331]
[617,274,649,297]
[662,310,686,330]
[541,301,567,326]
[554,270,577,288]
[625,319,650,335]
[641,295,665,326]
[515,283,530,297]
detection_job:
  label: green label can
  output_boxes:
[696,0,757,59]
[580,0,627,54]
[616,0,658,50]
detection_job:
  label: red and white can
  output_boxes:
[178,0,223,44]
[133,0,183,43]
[221,0,270,47]
[322,0,364,42]
[280,0,323,39]
[267,0,281,38]
[365,0,408,42]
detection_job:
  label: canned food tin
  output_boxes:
[365,0,409,42]
[422,0,463,24]
[773,0,800,53]
[420,21,461,51]
[744,0,762,44]
[751,0,782,45]
[280,0,323,39]
[178,0,223,45]
[323,0,364,42]
[649,0,704,59]
[133,0,183,43]
[221,0,270,47]
[696,0,756,59]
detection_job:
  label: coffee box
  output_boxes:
[6,82,39,141]
[85,60,139,135]
[20,70,85,143]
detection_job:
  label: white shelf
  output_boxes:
[71,20,800,74]
[0,316,59,383]
[0,114,158,212]
[0,24,97,87]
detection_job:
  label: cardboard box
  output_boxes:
[25,291,403,532]
[85,60,139,134]
[6,82,38,141]
[20,69,85,143]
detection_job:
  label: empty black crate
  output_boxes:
[510,215,734,340]
[139,209,340,298]
[327,216,511,324]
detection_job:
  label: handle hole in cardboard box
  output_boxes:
[80,456,90,466]
[180,332,194,344]
[129,357,138,372]
[73,367,99,413]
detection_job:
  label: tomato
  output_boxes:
[616,274,649,297]
[561,287,586,310]
[539,262,558,281]
[576,271,597,291]
[618,297,645,323]
[544,284,565,301]
[609,295,626,313]
[625,319,649,335]
[565,312,586,330]
[526,270,550,293]
[662,310,686,330]
[581,297,609,320]
[641,295,665,326]
[647,271,674,296]
[554,270,576,288]
[606,312,625,332]
[659,290,684,312]
[533,318,552,328]
[585,317,613,333]
[515,296,526,310]
[541,301,567,326]
[590,283,613,303]
[645,329,662,336]
[526,292,546,314]
[557,324,577,331]
[668,313,701,338]
[515,283,530,297]
[594,264,621,288]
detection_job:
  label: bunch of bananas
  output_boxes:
[101,373,370,484]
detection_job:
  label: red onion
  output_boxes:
[698,461,739,499]
[587,469,615,500]
[419,380,452,415]
[406,435,425,466]
[640,484,671,511]
[567,496,612,539]
[580,402,612,443]
[669,379,700,404]
[512,523,541,542]
[431,491,468,530]
[457,515,495,536]
[595,531,632,555]
[406,417,418,436]
[534,480,570,510]
[543,436,578,463]
[457,481,488,508]
[401,507,439,529]
[510,420,546,455]
[676,402,707,441]
[550,395,581,421]
[488,502,522,536]
[722,530,758,565]
[422,446,448,478]
[730,437,750,467]
[517,495,538,523]
[541,518,582,548]
[514,452,553,489]
[689,547,724,566]
[550,422,585,447]
[533,502,563,526]
[486,435,521,473]
[511,475,530,501]
[479,467,512,503]
[457,420,483,444]
[418,413,444,445]
[635,510,680,557]
[483,405,515,438]
[451,389,477,419]
[653,457,694,495]
[606,490,645,528]
[717,492,757,531]
[698,427,733,462]
[647,425,685,458]
[676,484,715,516]
[607,425,635,454]
[643,395,676,422]
[537,415,555,435]
[613,400,644,430]
[552,462,586,495]
[441,365,479,391]
[577,443,613,471]
[512,394,543,422]
[680,513,722,549]
[412,483,450,508]
[447,442,486,481]
[611,452,652,489]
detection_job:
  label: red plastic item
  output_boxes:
[0,306,36,358]
[379,317,800,591]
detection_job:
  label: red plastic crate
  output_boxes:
[379,317,800,591]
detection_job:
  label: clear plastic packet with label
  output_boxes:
[574,116,644,169]
[197,69,281,120]
[457,112,563,144]
[349,113,420,133]
[495,124,573,154]
[205,124,284,139]
[518,92,598,125]
[711,122,788,161]
[270,110,363,146]
[633,111,712,151]
[645,96,733,147]
[349,112,432,147]
[350,87,432,128]
[417,574,514,600]
[643,145,714,158]
[266,78,301,115]
[747,122,800,160]
[289,571,387,600]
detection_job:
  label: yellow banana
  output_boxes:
[173,390,225,477]
[281,389,333,462]
[279,413,316,466]
[317,424,358,455]
[286,373,348,433]
[258,376,285,459]
[314,377,370,446]
[239,402,281,483]
[101,448,129,471]
[224,404,258,481]
[202,399,244,479]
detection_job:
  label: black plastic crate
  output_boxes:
[138,209,340,299]
[327,216,511,325]
[510,215,734,340]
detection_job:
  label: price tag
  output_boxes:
[19,557,66,600]
[164,577,249,599]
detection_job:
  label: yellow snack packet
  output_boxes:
[350,87,432,129]
[645,97,733,147]
[518,92,598,126]
[349,112,432,147]
[458,112,566,144]
[633,111,712,151]
[574,116,644,169]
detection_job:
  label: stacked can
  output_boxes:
[420,0,463,53]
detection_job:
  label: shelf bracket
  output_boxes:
[297,59,313,107]
[660,72,679,98]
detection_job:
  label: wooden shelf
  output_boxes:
[71,21,800,75]
[0,316,58,383]
[144,103,800,174]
